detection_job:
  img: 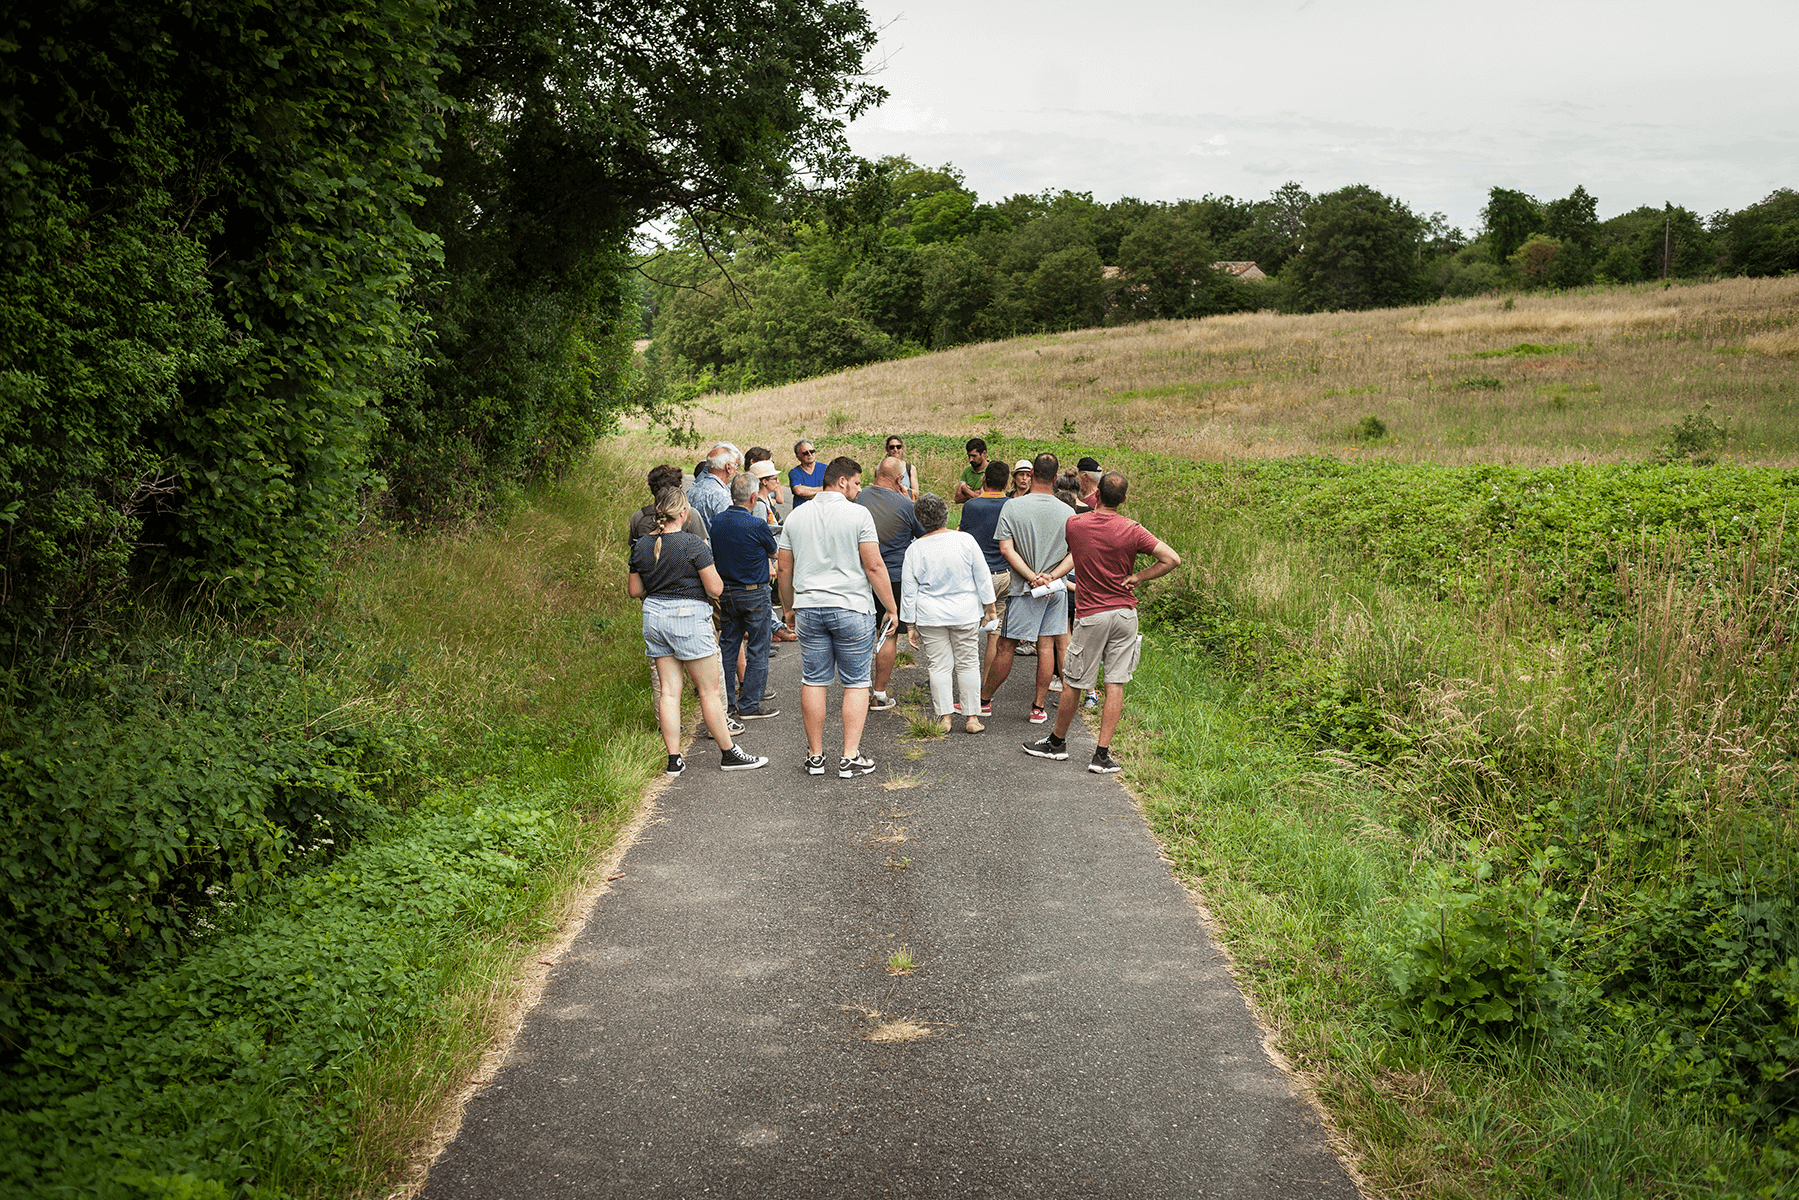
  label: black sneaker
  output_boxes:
[1088,748,1122,774]
[805,753,827,775]
[738,707,780,720]
[720,744,769,771]
[666,753,685,777]
[1022,735,1068,761]
[867,691,897,711]
[703,717,747,740]
[762,688,779,701]
[839,754,876,778]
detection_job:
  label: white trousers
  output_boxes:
[916,622,983,718]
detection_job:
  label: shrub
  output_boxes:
[1387,852,1570,1035]
[0,633,418,1050]
[1659,405,1727,463]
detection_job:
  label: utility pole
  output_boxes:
[1663,214,1671,279]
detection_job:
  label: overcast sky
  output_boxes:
[843,0,1796,235]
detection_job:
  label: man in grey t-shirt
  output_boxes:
[980,453,1074,723]
[777,457,899,779]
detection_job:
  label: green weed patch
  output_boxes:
[1459,342,1582,359]
[1,779,580,1198]
[1113,451,1799,1194]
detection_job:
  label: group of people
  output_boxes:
[625,435,1180,780]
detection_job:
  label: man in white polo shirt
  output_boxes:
[777,456,899,779]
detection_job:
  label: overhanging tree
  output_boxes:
[380,0,886,518]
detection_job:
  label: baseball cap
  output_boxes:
[751,460,779,479]
[1077,456,1101,473]
[1013,460,1033,472]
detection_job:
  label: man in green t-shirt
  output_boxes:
[953,436,989,504]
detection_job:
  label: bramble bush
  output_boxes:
[0,780,566,1198]
[0,633,420,1051]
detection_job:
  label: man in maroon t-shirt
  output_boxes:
[1022,470,1180,773]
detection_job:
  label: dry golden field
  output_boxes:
[662,275,1799,468]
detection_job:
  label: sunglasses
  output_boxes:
[798,448,815,456]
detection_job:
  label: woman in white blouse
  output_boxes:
[899,493,996,734]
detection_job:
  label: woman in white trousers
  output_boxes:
[900,493,996,734]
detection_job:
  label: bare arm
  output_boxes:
[699,563,724,599]
[999,537,1056,591]
[859,541,898,633]
[1125,541,1182,591]
[777,548,795,613]
[628,572,645,600]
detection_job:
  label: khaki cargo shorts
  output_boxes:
[1064,607,1142,690]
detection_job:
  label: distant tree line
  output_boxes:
[645,160,1799,394]
[0,0,883,651]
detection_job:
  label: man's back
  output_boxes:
[1065,510,1160,616]
[995,492,1072,594]
[857,486,922,579]
[958,495,1008,573]
[711,506,778,584]
[778,493,878,612]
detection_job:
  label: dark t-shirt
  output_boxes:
[629,530,714,601]
[788,461,826,506]
[1063,510,1161,617]
[709,505,778,585]
[628,506,706,549]
[857,485,924,580]
[958,495,1009,573]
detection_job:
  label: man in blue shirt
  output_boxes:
[787,438,826,507]
[856,455,925,710]
[711,473,781,720]
[688,442,738,536]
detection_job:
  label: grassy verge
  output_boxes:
[1096,451,1798,1198]
[1124,652,1779,1198]
[2,448,664,1198]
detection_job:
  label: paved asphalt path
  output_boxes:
[423,635,1360,1199]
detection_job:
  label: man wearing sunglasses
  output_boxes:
[788,440,826,508]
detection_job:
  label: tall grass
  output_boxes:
[655,275,1799,468]
[319,446,666,1192]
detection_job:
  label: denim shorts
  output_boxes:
[1004,589,1069,640]
[796,605,877,688]
[642,595,720,661]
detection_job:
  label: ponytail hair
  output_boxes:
[651,485,688,561]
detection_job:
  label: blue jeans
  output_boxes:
[796,606,877,689]
[718,582,774,714]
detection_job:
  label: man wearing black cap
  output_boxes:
[1077,457,1103,510]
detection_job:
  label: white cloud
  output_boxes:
[845,0,1798,229]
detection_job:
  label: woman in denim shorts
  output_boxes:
[628,487,768,776]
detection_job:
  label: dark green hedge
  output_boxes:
[0,637,416,1051]
[1,0,453,639]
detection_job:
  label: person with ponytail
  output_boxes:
[629,486,768,776]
